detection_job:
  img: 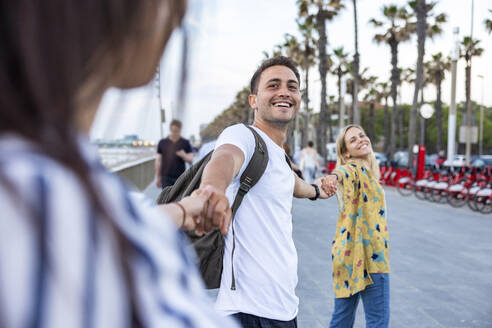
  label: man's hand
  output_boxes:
[177,187,214,231]
[176,149,194,163]
[176,149,186,158]
[320,175,338,197]
[193,185,232,236]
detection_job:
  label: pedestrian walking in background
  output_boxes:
[156,119,194,188]
[194,56,337,328]
[0,0,237,327]
[300,141,319,184]
[322,125,391,328]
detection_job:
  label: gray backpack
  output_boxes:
[156,125,268,289]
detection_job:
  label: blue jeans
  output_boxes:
[329,273,390,328]
[231,313,297,328]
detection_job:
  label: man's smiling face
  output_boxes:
[249,65,301,128]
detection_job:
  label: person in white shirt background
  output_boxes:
[299,141,320,184]
[0,0,237,327]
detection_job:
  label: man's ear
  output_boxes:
[248,94,257,109]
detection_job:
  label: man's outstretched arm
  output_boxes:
[195,144,245,235]
[293,173,337,199]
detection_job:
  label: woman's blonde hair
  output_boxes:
[335,124,380,181]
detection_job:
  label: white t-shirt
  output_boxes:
[213,124,298,321]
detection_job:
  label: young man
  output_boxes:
[195,56,337,327]
[155,119,194,188]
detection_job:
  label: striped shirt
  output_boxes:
[0,134,238,328]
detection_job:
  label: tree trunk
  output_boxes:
[398,103,404,150]
[435,71,443,152]
[301,65,310,148]
[338,67,343,129]
[389,37,400,161]
[384,96,390,154]
[408,0,427,167]
[352,0,360,124]
[369,102,375,141]
[465,58,472,161]
[316,9,328,162]
[327,97,333,142]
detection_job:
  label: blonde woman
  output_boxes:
[321,125,390,328]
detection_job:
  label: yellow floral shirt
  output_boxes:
[331,162,390,298]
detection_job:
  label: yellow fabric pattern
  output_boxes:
[331,161,390,298]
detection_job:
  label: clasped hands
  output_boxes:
[315,174,338,198]
[173,185,232,236]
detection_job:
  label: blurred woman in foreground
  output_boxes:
[0,0,236,327]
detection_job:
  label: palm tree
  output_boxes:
[298,0,344,161]
[426,52,450,152]
[352,0,361,125]
[399,67,415,150]
[461,36,484,156]
[403,66,434,147]
[297,16,318,148]
[407,0,447,166]
[485,9,492,34]
[378,81,391,153]
[370,4,414,161]
[332,46,350,130]
[362,75,380,141]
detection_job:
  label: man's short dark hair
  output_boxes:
[170,119,182,129]
[307,141,314,147]
[250,56,301,95]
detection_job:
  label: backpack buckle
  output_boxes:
[238,181,251,195]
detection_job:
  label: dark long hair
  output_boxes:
[0,0,186,326]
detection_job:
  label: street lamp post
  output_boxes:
[465,0,475,166]
[478,74,484,155]
[447,27,459,164]
[420,103,434,147]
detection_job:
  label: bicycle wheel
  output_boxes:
[431,189,446,203]
[480,197,492,214]
[467,195,479,211]
[447,191,466,208]
[424,188,434,201]
[415,186,427,200]
[476,189,492,214]
[474,194,487,212]
[397,181,413,196]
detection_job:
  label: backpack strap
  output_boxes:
[230,125,269,215]
[229,124,269,290]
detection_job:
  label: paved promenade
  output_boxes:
[145,184,492,327]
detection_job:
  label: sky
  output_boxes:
[90,0,492,143]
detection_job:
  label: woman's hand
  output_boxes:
[160,187,215,231]
[177,186,216,232]
[192,185,232,236]
[320,174,338,196]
